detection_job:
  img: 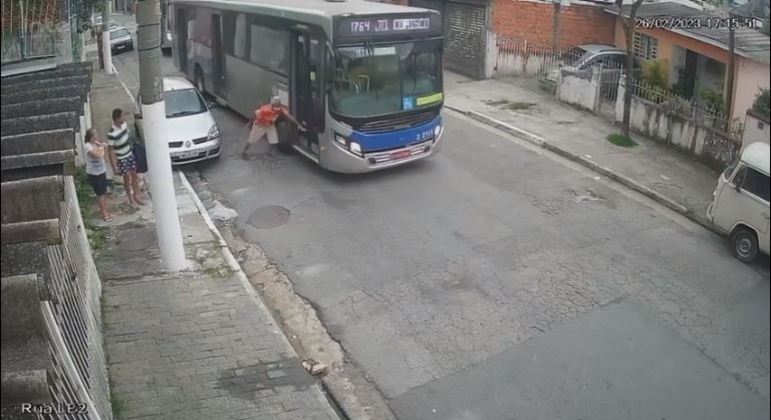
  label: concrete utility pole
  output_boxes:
[725,10,736,123]
[71,0,81,63]
[102,0,113,74]
[136,0,187,270]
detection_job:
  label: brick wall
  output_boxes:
[492,0,615,49]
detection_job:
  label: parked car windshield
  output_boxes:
[110,28,131,40]
[565,47,590,67]
[165,89,207,118]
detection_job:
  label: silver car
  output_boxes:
[133,77,222,165]
[109,27,133,54]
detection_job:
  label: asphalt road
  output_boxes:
[108,13,770,419]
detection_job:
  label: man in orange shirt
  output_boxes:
[241,96,301,158]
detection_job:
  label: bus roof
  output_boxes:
[169,0,431,18]
[741,142,770,175]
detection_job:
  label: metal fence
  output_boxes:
[43,176,112,419]
[1,0,64,63]
[628,78,743,139]
[494,36,583,81]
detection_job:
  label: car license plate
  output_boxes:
[178,151,197,159]
[390,150,411,160]
[116,44,125,50]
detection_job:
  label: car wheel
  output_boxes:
[731,227,758,263]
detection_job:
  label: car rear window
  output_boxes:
[110,29,130,40]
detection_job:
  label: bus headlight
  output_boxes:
[207,125,220,140]
[334,133,363,157]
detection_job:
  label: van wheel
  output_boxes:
[731,227,758,263]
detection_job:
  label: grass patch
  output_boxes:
[88,226,107,250]
[75,168,107,250]
[505,101,536,111]
[607,133,638,148]
[110,390,126,418]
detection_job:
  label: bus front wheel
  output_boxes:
[277,122,296,155]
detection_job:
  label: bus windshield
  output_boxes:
[332,41,441,118]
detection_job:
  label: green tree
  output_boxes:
[752,87,771,120]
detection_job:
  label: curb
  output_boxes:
[177,171,343,419]
[446,104,699,218]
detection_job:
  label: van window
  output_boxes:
[738,166,770,202]
[723,159,738,179]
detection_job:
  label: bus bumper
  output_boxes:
[323,127,444,174]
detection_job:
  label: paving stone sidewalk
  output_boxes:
[444,72,720,226]
[92,179,340,420]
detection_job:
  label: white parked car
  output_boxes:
[133,77,222,165]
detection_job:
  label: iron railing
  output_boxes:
[1,0,65,63]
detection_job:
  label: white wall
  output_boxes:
[743,112,771,149]
[556,68,600,112]
[616,77,741,169]
[733,57,771,122]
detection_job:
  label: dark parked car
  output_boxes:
[110,27,133,54]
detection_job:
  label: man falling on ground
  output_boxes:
[241,96,302,158]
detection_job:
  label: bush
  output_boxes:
[699,89,725,114]
[643,60,669,90]
[752,88,770,120]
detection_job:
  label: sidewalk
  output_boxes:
[444,72,720,227]
[88,63,340,419]
[90,178,339,420]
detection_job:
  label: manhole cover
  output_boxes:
[248,206,290,229]
[116,227,156,251]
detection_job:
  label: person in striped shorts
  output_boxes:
[107,108,146,207]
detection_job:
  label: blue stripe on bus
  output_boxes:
[348,116,442,152]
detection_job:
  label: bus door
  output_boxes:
[177,7,188,72]
[211,14,225,96]
[290,30,325,156]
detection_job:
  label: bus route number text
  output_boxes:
[349,18,431,34]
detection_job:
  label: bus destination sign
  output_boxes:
[336,14,440,38]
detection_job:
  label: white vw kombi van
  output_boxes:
[706,142,770,263]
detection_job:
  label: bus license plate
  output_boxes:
[390,150,411,160]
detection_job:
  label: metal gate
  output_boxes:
[597,64,623,118]
[1,0,63,64]
[409,0,488,79]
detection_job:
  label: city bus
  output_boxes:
[168,0,444,173]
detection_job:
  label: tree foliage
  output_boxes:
[752,88,771,120]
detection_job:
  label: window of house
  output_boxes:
[633,33,658,60]
[248,20,289,74]
[234,13,247,59]
[223,12,236,55]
